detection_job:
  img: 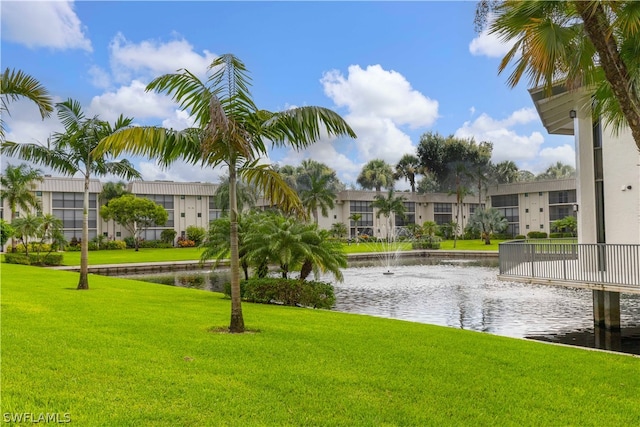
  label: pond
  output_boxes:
[121,258,640,355]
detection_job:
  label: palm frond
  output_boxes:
[1,68,53,119]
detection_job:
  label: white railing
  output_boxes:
[499,240,640,289]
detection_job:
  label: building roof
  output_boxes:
[129,180,218,196]
[35,176,103,193]
[528,85,590,136]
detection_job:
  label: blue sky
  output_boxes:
[1,1,574,189]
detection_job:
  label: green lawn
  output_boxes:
[2,263,639,426]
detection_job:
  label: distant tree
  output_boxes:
[517,170,535,182]
[493,160,519,184]
[299,171,336,225]
[214,176,257,214]
[448,162,474,248]
[1,68,53,142]
[536,162,576,181]
[372,189,406,240]
[416,132,492,191]
[468,208,508,245]
[395,154,421,192]
[416,171,440,194]
[552,215,578,236]
[357,159,395,192]
[100,195,168,251]
[329,222,348,239]
[100,181,129,205]
[349,213,362,242]
[0,163,43,252]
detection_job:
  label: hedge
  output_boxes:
[4,252,63,266]
[224,277,335,309]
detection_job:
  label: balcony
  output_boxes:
[498,240,640,294]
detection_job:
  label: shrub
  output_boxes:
[549,232,563,239]
[124,236,136,248]
[4,252,63,266]
[65,245,81,252]
[224,278,335,309]
[176,237,196,247]
[105,240,127,250]
[514,235,527,240]
[88,242,99,251]
[527,231,548,239]
[15,242,52,253]
[138,240,173,249]
[160,229,177,245]
[412,236,441,250]
[186,226,206,246]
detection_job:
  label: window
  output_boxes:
[540,224,544,229]
[36,191,42,196]
[539,208,543,213]
[116,232,121,237]
[349,200,374,237]
[549,190,576,205]
[180,212,185,218]
[526,225,530,229]
[491,194,518,207]
[197,213,202,218]
[395,202,415,226]
[197,195,202,200]
[433,203,452,213]
[525,208,529,213]
[180,195,185,199]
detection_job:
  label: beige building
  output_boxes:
[2,175,578,249]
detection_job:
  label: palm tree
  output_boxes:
[214,176,257,214]
[536,162,576,181]
[348,213,362,242]
[448,162,474,248]
[0,163,43,252]
[484,1,640,150]
[372,189,406,241]
[299,171,336,225]
[468,208,508,245]
[357,159,395,192]
[395,154,421,192]
[1,68,53,142]
[100,180,129,240]
[94,54,355,333]
[2,99,141,289]
[11,213,42,255]
[494,160,519,184]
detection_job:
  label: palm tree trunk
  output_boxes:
[10,209,17,253]
[228,161,245,333]
[77,172,90,290]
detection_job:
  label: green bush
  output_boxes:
[224,278,335,309]
[138,240,173,249]
[527,231,548,239]
[88,242,99,251]
[514,235,527,240]
[105,240,127,250]
[186,226,206,246]
[15,242,52,253]
[65,245,81,252]
[412,241,441,250]
[160,229,177,245]
[4,252,63,266]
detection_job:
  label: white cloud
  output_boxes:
[88,80,177,123]
[469,14,515,58]
[320,64,438,177]
[0,1,91,51]
[136,160,225,183]
[108,33,217,84]
[455,108,575,174]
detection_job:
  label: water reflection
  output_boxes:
[123,259,640,355]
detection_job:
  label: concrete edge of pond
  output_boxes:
[48,249,499,276]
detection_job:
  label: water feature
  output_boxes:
[121,258,640,355]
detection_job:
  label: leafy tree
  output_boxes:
[480,0,640,150]
[348,213,362,242]
[468,207,508,245]
[552,215,578,236]
[100,181,129,205]
[421,221,439,243]
[517,170,535,182]
[2,99,141,289]
[1,68,53,142]
[0,163,43,252]
[95,54,355,333]
[372,189,406,240]
[357,159,395,192]
[535,162,576,181]
[0,219,14,249]
[100,195,168,251]
[416,132,492,191]
[161,228,177,245]
[395,154,421,192]
[416,170,440,194]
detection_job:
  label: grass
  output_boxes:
[58,240,501,266]
[2,263,639,426]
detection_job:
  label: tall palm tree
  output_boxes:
[486,1,640,150]
[395,154,421,192]
[94,54,355,333]
[11,212,42,255]
[468,208,508,245]
[448,162,474,248]
[0,163,43,252]
[1,99,141,289]
[536,161,576,181]
[372,189,406,241]
[299,171,336,225]
[357,159,395,192]
[348,213,362,242]
[1,68,53,142]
